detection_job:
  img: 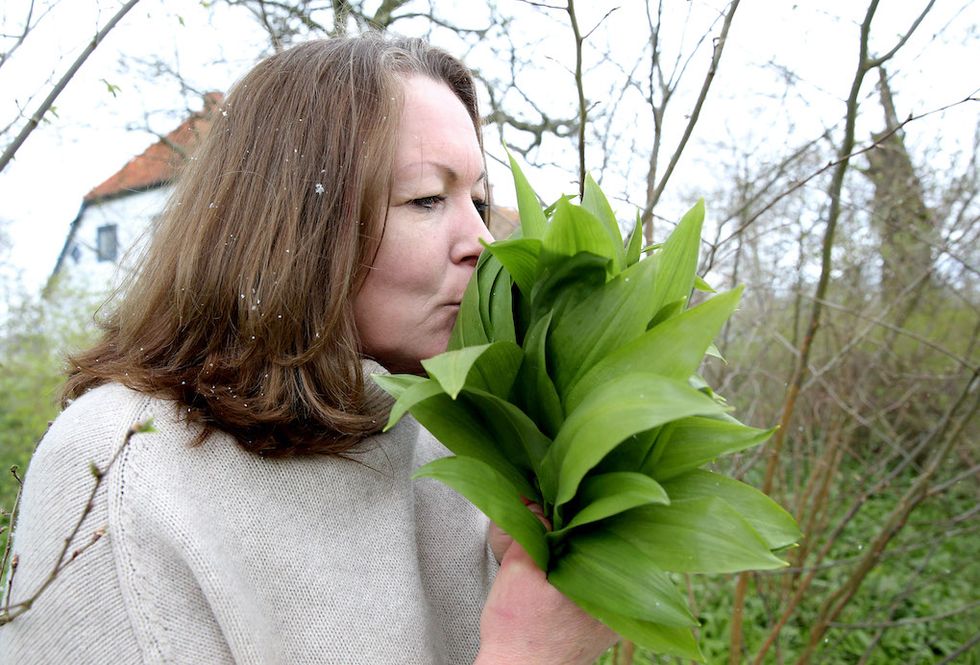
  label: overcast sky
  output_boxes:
[1,0,977,298]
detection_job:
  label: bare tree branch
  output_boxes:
[0,0,144,175]
[565,0,587,197]
[643,0,739,230]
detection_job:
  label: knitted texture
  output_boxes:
[1,373,495,664]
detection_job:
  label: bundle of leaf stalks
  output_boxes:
[376,158,800,661]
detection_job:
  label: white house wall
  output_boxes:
[58,187,173,295]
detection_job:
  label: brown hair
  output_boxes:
[64,35,485,456]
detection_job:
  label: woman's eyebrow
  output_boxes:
[394,160,487,185]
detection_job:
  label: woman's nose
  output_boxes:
[452,201,494,266]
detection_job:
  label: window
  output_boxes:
[96,224,118,262]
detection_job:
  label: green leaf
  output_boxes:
[101,79,121,98]
[485,237,541,298]
[704,341,725,361]
[507,150,548,240]
[478,255,504,340]
[448,259,489,350]
[543,193,576,217]
[648,416,774,481]
[565,287,744,412]
[459,387,551,481]
[488,267,516,344]
[646,297,684,330]
[541,373,727,506]
[421,341,522,400]
[548,530,695,626]
[560,596,704,661]
[694,275,715,292]
[514,311,564,438]
[555,472,669,534]
[529,251,608,327]
[134,417,156,434]
[372,373,426,400]
[594,428,661,474]
[661,470,800,550]
[407,393,538,499]
[581,173,625,272]
[415,456,548,569]
[626,212,643,266]
[687,374,731,407]
[540,199,617,274]
[649,200,704,320]
[550,255,659,400]
[377,375,444,430]
[606,498,789,573]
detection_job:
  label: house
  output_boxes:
[46,93,519,297]
[45,93,224,296]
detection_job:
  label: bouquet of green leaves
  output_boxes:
[375,157,800,661]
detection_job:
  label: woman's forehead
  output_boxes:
[392,76,483,182]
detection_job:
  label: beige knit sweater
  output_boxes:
[0,379,495,664]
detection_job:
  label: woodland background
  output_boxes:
[1,1,977,663]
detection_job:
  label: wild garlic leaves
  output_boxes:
[375,157,800,661]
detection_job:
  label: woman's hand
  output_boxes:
[487,501,545,563]
[475,535,618,664]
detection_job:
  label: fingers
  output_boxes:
[487,521,513,564]
[489,500,550,564]
[523,501,551,530]
[479,538,619,664]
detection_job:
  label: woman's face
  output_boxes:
[354,75,493,373]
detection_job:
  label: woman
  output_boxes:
[0,35,614,663]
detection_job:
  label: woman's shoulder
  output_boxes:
[1,383,162,662]
[30,383,171,483]
[22,383,209,536]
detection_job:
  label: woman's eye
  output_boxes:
[411,195,445,209]
[472,199,489,215]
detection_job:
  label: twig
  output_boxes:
[649,0,739,211]
[1,467,25,613]
[582,7,618,42]
[829,600,980,629]
[867,0,937,68]
[800,287,977,378]
[927,463,980,498]
[0,0,36,71]
[934,631,980,665]
[516,0,564,9]
[757,525,977,576]
[855,536,945,664]
[1,421,50,608]
[0,0,143,174]
[735,2,887,657]
[796,371,978,663]
[748,368,976,665]
[565,0,587,198]
[0,419,154,626]
[713,94,979,252]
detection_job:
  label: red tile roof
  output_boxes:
[83,92,224,203]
